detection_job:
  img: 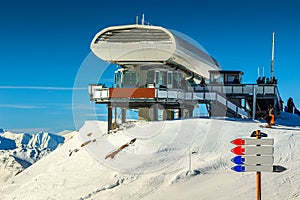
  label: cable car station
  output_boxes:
[88,21,282,132]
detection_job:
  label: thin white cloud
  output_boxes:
[0,104,47,109]
[85,113,108,117]
[64,104,106,111]
[0,86,86,90]
[7,128,51,134]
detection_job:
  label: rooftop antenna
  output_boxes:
[262,64,265,77]
[257,67,260,78]
[270,32,275,78]
[141,13,145,25]
[136,16,139,24]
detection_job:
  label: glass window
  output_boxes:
[122,71,138,87]
[155,71,160,85]
[211,74,224,84]
[161,71,167,86]
[226,75,236,84]
[173,72,183,89]
[114,71,122,88]
[146,71,155,84]
[167,71,172,86]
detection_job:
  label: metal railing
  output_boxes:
[194,84,277,96]
[89,84,282,119]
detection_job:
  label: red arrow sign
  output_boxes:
[231,138,245,145]
[231,138,274,145]
[231,146,245,155]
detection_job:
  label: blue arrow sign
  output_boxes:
[232,165,274,172]
[231,155,274,165]
[231,156,245,164]
[232,165,245,172]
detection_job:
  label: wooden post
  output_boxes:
[256,130,261,200]
[256,171,261,200]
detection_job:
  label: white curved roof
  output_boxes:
[90,24,221,78]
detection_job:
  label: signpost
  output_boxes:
[231,145,274,155]
[231,130,286,200]
[231,155,274,165]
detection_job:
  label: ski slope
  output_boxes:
[0,113,300,200]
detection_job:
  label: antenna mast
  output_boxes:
[142,14,145,25]
[270,32,275,78]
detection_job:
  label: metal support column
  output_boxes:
[121,108,126,123]
[114,106,117,124]
[178,108,183,119]
[252,86,257,120]
[151,104,158,121]
[107,105,113,133]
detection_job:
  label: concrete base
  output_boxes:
[138,106,158,121]
[163,109,175,120]
[210,102,227,117]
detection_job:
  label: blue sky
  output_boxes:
[0,0,299,132]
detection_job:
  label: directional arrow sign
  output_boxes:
[231,146,273,155]
[231,155,274,165]
[232,165,273,172]
[231,138,274,146]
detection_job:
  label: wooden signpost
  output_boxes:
[231,130,286,200]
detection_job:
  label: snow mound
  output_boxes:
[1,118,300,200]
[277,111,300,126]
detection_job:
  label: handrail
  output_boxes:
[195,84,277,96]
[274,86,283,111]
[213,92,250,118]
[88,84,258,119]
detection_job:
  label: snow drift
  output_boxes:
[0,113,300,200]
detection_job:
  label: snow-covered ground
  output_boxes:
[0,113,300,200]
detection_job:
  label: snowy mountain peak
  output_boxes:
[0,136,16,150]
[0,131,66,183]
[27,132,65,151]
[3,131,65,151]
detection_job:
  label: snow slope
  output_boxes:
[0,116,300,200]
[0,131,65,183]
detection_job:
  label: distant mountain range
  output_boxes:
[0,130,76,182]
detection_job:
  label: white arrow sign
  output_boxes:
[231,138,274,146]
[232,165,274,172]
[245,146,273,155]
[243,138,274,145]
[232,145,274,155]
[232,155,274,165]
